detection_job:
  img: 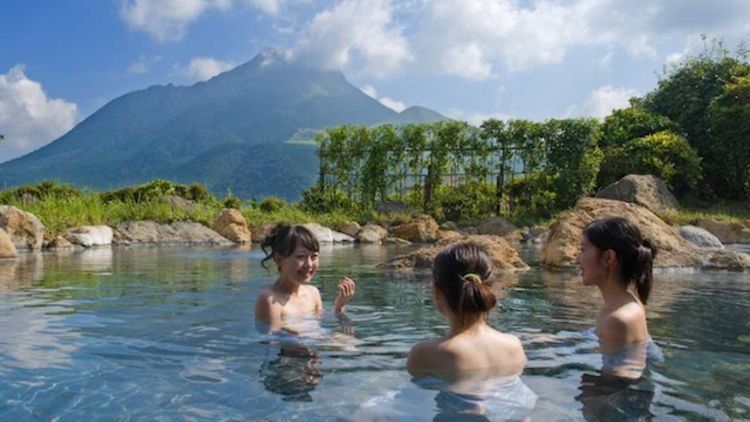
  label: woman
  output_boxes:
[254,224,356,332]
[576,216,658,380]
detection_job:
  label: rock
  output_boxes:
[478,217,517,237]
[356,224,389,243]
[439,221,458,231]
[694,219,750,244]
[251,222,277,244]
[542,197,701,269]
[113,221,233,245]
[375,201,415,215]
[0,228,18,258]
[385,235,529,271]
[302,223,354,243]
[678,225,723,249]
[702,250,750,271]
[389,214,439,243]
[45,236,77,250]
[437,229,464,242]
[0,205,45,250]
[336,221,362,238]
[383,236,412,245]
[596,174,679,213]
[529,226,548,238]
[213,209,252,243]
[160,195,197,213]
[64,225,114,247]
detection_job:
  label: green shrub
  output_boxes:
[259,196,288,213]
[428,183,496,222]
[0,181,83,203]
[506,172,557,220]
[299,186,361,214]
[222,196,242,209]
[598,130,702,195]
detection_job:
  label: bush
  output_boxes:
[0,181,83,203]
[428,183,496,222]
[299,186,361,214]
[101,179,214,203]
[600,107,676,148]
[222,196,242,209]
[598,130,702,195]
[259,196,288,213]
[506,172,557,220]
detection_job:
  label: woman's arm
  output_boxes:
[254,291,283,332]
[333,277,356,315]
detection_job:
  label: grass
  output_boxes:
[658,203,750,226]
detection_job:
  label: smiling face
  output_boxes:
[575,234,609,286]
[275,246,319,284]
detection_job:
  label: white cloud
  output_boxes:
[444,108,512,126]
[295,0,411,78]
[361,85,378,98]
[579,85,638,118]
[183,57,237,81]
[127,55,162,75]
[599,52,614,71]
[0,65,78,158]
[379,96,406,112]
[119,0,284,42]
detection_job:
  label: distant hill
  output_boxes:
[0,49,449,199]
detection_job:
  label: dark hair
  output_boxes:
[261,224,320,270]
[583,216,657,304]
[432,242,497,329]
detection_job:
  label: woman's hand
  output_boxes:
[333,277,356,315]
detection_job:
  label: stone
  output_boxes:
[439,221,458,231]
[213,209,252,243]
[383,236,412,245]
[251,222,278,244]
[0,205,45,250]
[113,221,233,245]
[160,195,197,213]
[336,221,361,238]
[64,225,113,247]
[45,236,76,250]
[478,217,517,237]
[437,229,464,242]
[541,197,701,269]
[694,219,750,244]
[702,250,750,271]
[678,225,723,249]
[596,174,679,213]
[356,224,389,243]
[385,235,529,272]
[389,214,439,243]
[0,228,17,258]
[302,223,354,243]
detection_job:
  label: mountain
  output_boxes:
[0,49,449,199]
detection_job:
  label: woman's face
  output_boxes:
[575,234,608,286]
[275,246,319,284]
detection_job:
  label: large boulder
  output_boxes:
[389,214,439,243]
[0,228,17,258]
[596,174,679,213]
[302,223,354,243]
[478,217,517,237]
[251,222,277,244]
[336,221,362,238]
[0,205,45,250]
[694,219,750,244]
[702,250,750,271]
[213,209,252,243]
[113,221,233,245]
[64,225,114,247]
[678,225,723,249]
[542,197,701,269]
[385,235,529,272]
[356,224,389,243]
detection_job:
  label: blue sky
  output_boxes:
[1,0,749,163]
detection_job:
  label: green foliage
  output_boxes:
[101,179,214,204]
[543,118,604,209]
[222,196,242,209]
[706,74,750,199]
[258,196,288,213]
[600,107,677,148]
[300,186,362,214]
[598,131,702,195]
[427,183,496,222]
[0,181,83,204]
[640,38,750,198]
[506,172,557,220]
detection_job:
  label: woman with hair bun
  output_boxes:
[576,216,659,380]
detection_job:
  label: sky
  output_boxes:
[1,0,749,163]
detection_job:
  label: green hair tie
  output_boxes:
[462,273,483,284]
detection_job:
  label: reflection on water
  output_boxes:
[0,244,748,420]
